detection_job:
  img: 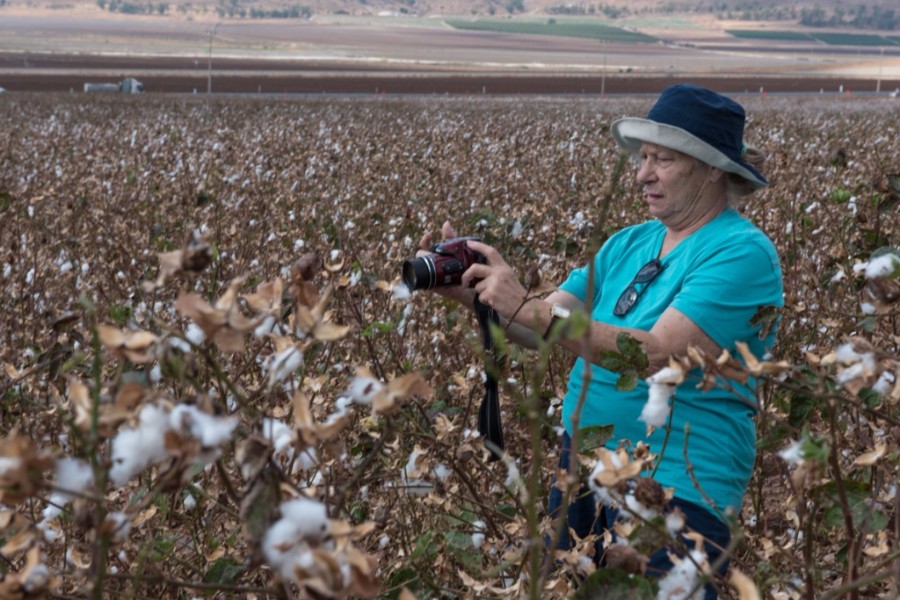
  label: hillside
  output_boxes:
[3,0,898,22]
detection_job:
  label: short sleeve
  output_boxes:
[672,238,782,356]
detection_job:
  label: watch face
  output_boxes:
[551,304,571,319]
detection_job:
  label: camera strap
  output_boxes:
[474,294,504,461]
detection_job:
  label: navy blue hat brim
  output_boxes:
[611,118,769,190]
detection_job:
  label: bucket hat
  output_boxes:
[610,84,768,189]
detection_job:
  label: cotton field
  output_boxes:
[0,93,898,599]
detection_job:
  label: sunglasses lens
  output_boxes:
[635,260,662,282]
[613,260,663,317]
[614,287,638,316]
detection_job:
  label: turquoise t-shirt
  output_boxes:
[559,207,783,517]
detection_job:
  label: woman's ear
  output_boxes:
[708,167,725,183]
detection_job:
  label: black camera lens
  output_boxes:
[402,256,436,290]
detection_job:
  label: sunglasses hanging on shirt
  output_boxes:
[613,258,665,316]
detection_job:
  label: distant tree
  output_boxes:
[800,6,827,27]
[505,0,523,14]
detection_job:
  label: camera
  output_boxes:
[402,236,485,290]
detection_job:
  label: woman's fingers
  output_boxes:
[466,240,505,266]
[441,221,457,240]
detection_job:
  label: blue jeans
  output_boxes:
[547,433,731,599]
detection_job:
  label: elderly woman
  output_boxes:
[420,84,783,592]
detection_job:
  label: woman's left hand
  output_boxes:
[460,240,529,318]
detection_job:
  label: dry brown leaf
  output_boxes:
[372,373,433,416]
[0,528,35,558]
[242,277,284,314]
[398,588,418,600]
[590,447,645,488]
[131,505,158,528]
[729,568,761,600]
[852,442,887,467]
[735,341,791,376]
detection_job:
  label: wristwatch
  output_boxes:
[542,303,571,340]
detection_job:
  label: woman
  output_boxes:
[420,84,783,593]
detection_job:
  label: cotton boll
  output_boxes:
[104,511,132,544]
[262,418,295,453]
[185,322,205,346]
[502,455,522,490]
[278,546,316,582]
[778,441,803,465]
[864,253,900,279]
[109,404,170,485]
[266,345,303,387]
[254,315,277,338]
[639,385,672,428]
[624,493,658,521]
[22,563,50,593]
[278,497,331,544]
[169,405,238,448]
[42,497,65,522]
[655,548,708,600]
[639,367,681,428]
[471,520,486,549]
[55,457,94,496]
[433,463,451,483]
[666,509,686,535]
[0,456,22,475]
[263,519,303,566]
[392,283,411,301]
[42,456,90,520]
[294,447,318,472]
[404,448,424,479]
[345,374,383,405]
[873,371,896,396]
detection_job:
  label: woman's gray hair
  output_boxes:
[725,145,767,203]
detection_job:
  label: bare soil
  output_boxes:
[3,54,895,96]
[1,9,898,95]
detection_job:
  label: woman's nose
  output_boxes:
[636,160,655,184]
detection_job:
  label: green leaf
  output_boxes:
[820,480,890,534]
[597,335,645,392]
[409,531,437,561]
[628,516,670,555]
[572,567,656,599]
[361,321,394,337]
[553,234,581,257]
[830,188,851,203]
[615,371,639,392]
[203,557,244,585]
[615,331,643,359]
[108,304,133,325]
[577,424,615,453]
[799,429,829,464]
[384,567,419,598]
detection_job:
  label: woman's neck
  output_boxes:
[659,202,728,257]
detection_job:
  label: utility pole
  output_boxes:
[601,6,608,96]
[876,46,884,94]
[207,23,219,95]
